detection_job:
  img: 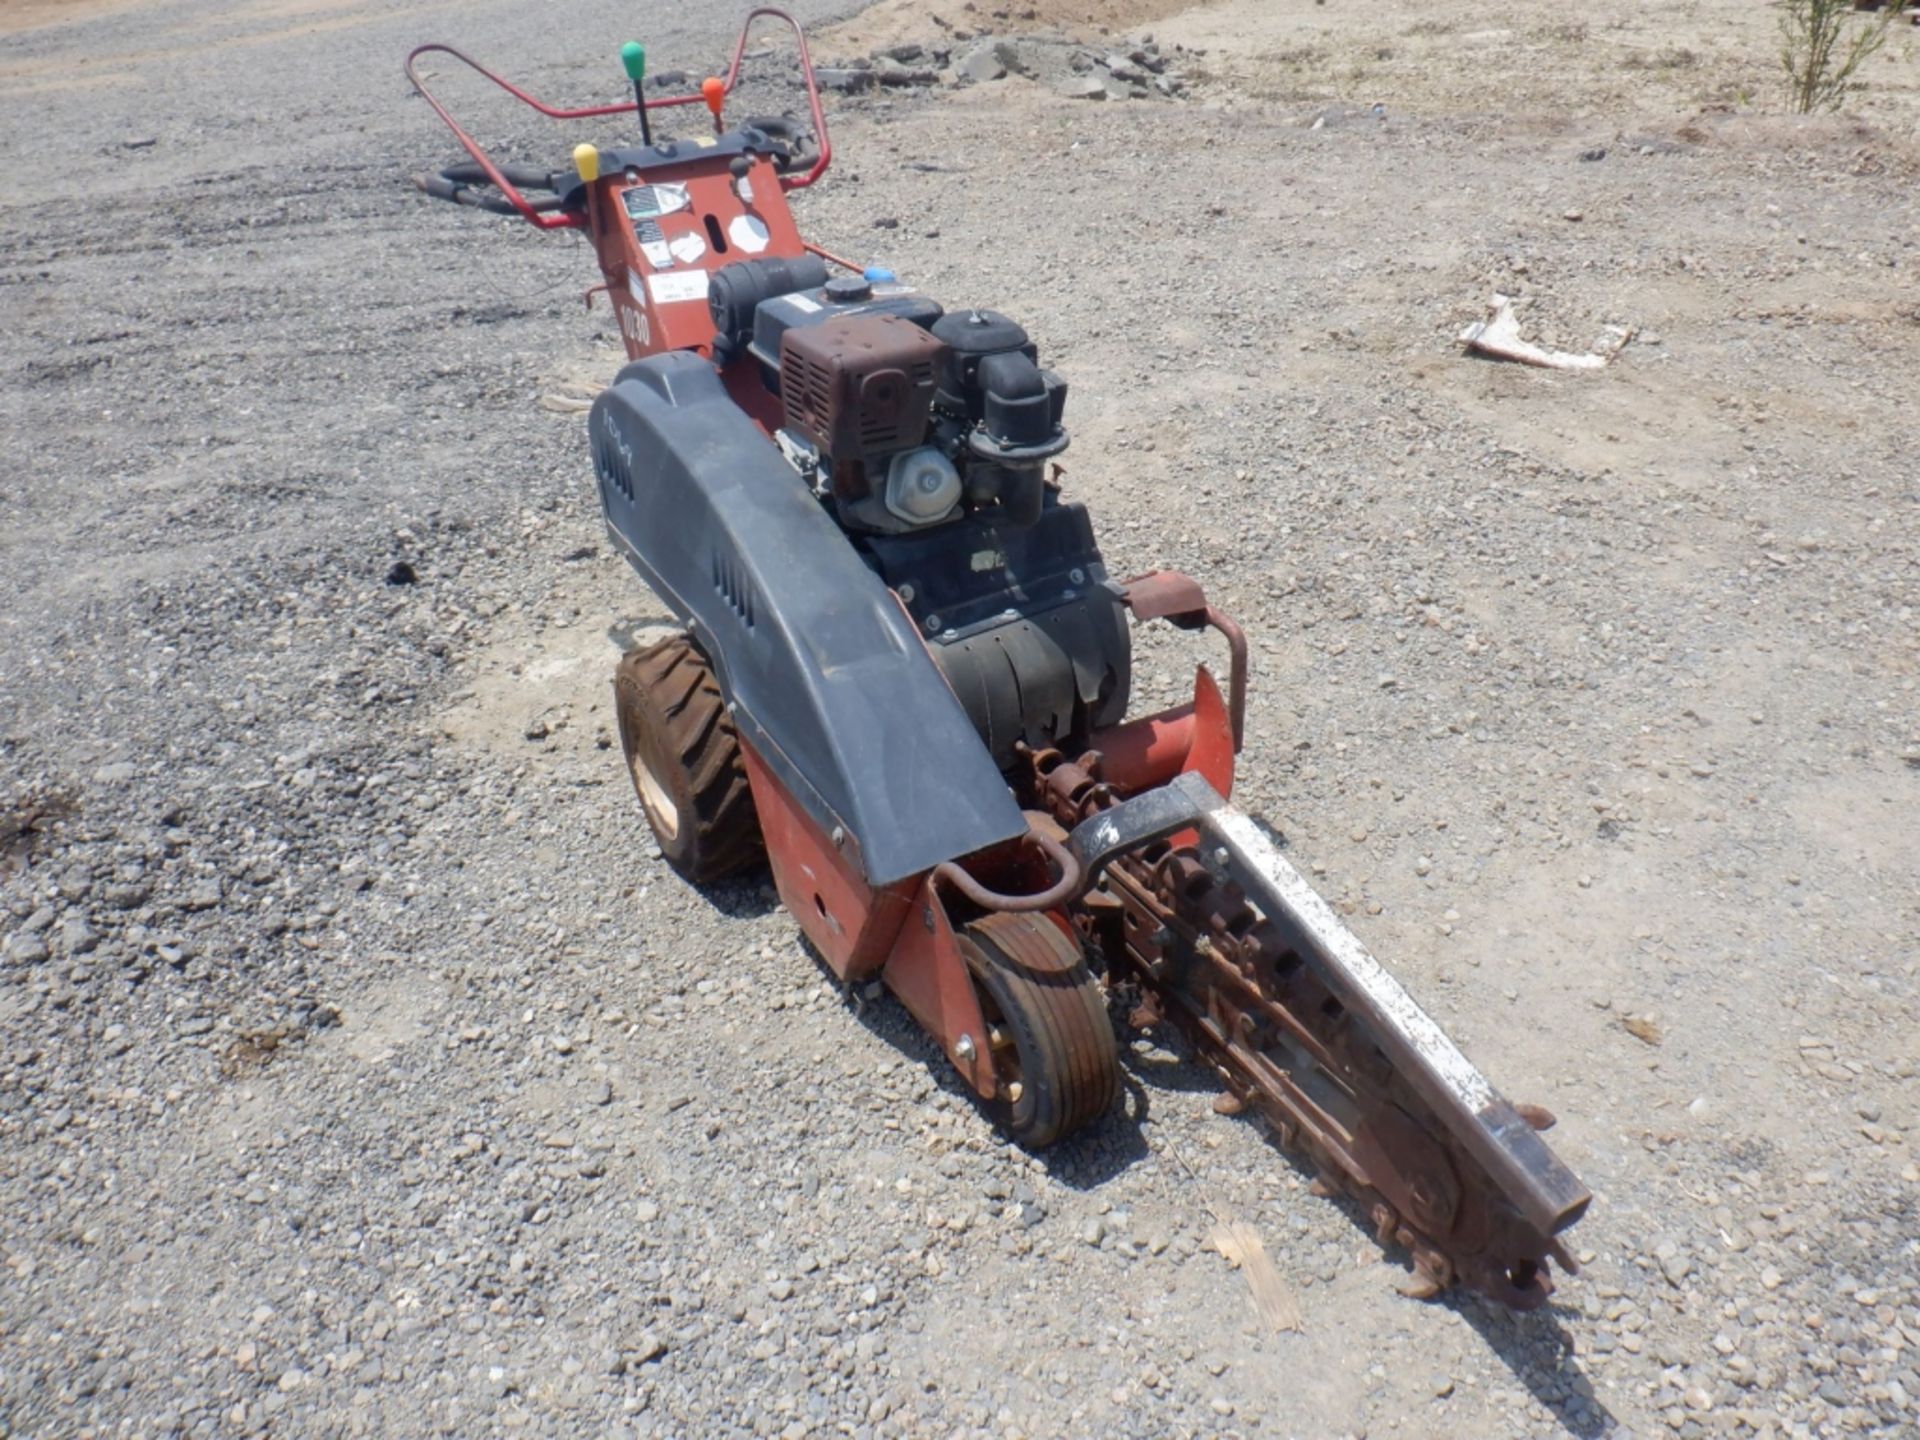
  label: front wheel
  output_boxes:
[958,911,1119,1148]
[613,635,762,883]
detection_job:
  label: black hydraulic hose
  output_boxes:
[438,160,560,191]
[744,115,809,172]
[412,170,566,215]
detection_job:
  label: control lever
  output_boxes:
[621,40,652,147]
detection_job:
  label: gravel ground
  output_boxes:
[2,0,1917,1437]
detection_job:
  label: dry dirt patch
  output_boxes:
[822,0,1203,52]
[435,555,678,770]
[0,0,459,90]
[0,0,138,38]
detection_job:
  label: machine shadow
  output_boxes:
[1127,1012,1616,1437]
[1443,1294,1617,1438]
[688,868,781,923]
[1043,1070,1152,1189]
[805,934,1152,1186]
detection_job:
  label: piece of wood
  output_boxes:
[1211,1218,1303,1333]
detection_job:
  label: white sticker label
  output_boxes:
[785,293,821,313]
[728,214,771,254]
[667,230,707,265]
[633,217,671,270]
[626,268,646,304]
[647,269,710,305]
[621,182,690,221]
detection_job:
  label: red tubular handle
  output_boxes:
[719,7,834,190]
[405,43,585,229]
[402,6,834,231]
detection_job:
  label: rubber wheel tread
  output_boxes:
[961,912,1119,1148]
[614,635,762,883]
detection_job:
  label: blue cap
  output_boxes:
[863,265,897,283]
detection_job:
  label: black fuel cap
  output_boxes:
[824,275,873,304]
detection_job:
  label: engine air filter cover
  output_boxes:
[779,313,948,462]
[929,308,1035,418]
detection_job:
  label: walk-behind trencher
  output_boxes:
[407,7,1589,1308]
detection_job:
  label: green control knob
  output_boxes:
[620,41,652,145]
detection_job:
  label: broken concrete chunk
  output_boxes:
[956,43,1007,83]
[815,67,876,94]
[993,39,1030,76]
[875,59,939,87]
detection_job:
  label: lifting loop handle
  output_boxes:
[933,828,1082,914]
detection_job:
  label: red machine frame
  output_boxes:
[405,11,1251,1067]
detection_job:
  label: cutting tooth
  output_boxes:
[1396,1273,1445,1301]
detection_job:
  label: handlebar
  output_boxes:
[404,6,834,230]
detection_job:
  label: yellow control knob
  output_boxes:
[573,143,601,183]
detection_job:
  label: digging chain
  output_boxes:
[1028,748,1578,1310]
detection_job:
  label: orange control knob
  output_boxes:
[701,76,725,131]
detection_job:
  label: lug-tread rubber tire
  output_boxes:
[614,636,762,883]
[959,912,1119,1148]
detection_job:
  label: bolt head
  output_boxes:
[954,1033,977,1063]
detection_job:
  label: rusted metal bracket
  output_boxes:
[1122,573,1248,753]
